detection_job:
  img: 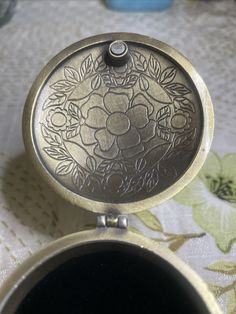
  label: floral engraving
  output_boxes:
[39,51,198,202]
[46,108,71,132]
[84,91,155,159]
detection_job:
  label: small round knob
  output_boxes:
[108,40,129,66]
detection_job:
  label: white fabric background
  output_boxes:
[0,1,235,312]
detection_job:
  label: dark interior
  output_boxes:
[15,242,209,314]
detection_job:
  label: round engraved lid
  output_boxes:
[23,33,214,214]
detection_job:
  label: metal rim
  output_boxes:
[23,32,214,214]
[0,230,221,314]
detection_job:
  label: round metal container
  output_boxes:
[23,32,213,214]
[0,230,221,314]
[0,33,221,313]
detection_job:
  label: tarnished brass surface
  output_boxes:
[0,230,222,314]
[23,33,214,213]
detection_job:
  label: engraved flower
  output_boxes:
[46,108,71,132]
[175,152,236,253]
[157,106,191,135]
[82,91,156,159]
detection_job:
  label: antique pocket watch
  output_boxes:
[0,33,222,314]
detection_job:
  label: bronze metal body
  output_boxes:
[0,33,221,314]
[23,33,213,214]
[0,230,221,313]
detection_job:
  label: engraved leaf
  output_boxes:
[156,105,170,121]
[175,96,195,113]
[64,66,80,83]
[72,168,80,186]
[86,156,97,172]
[84,175,100,193]
[91,74,102,90]
[144,143,170,170]
[156,106,171,141]
[94,54,107,72]
[69,77,94,101]
[68,102,80,120]
[206,261,236,275]
[66,124,80,139]
[165,83,191,96]
[132,51,147,72]
[72,166,85,187]
[97,160,113,173]
[122,160,134,173]
[43,92,66,109]
[49,92,65,101]
[123,75,138,88]
[50,80,76,93]
[120,162,128,173]
[102,74,116,87]
[136,210,163,232]
[169,238,188,252]
[107,162,115,171]
[148,55,161,80]
[64,141,89,168]
[132,176,145,193]
[160,66,176,84]
[44,147,70,160]
[135,158,147,172]
[84,176,92,189]
[146,168,159,192]
[174,128,196,148]
[139,75,149,91]
[80,54,93,80]
[146,79,172,104]
[156,128,170,141]
[55,160,74,176]
[41,125,62,146]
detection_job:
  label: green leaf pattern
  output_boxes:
[132,151,236,313]
[175,152,236,253]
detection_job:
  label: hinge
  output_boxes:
[97,214,128,229]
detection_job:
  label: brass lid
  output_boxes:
[23,33,214,214]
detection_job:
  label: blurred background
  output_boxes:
[0,1,235,313]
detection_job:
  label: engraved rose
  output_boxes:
[81,90,156,159]
[40,50,198,202]
[46,108,71,132]
[156,106,191,136]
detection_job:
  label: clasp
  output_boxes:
[107,40,129,66]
